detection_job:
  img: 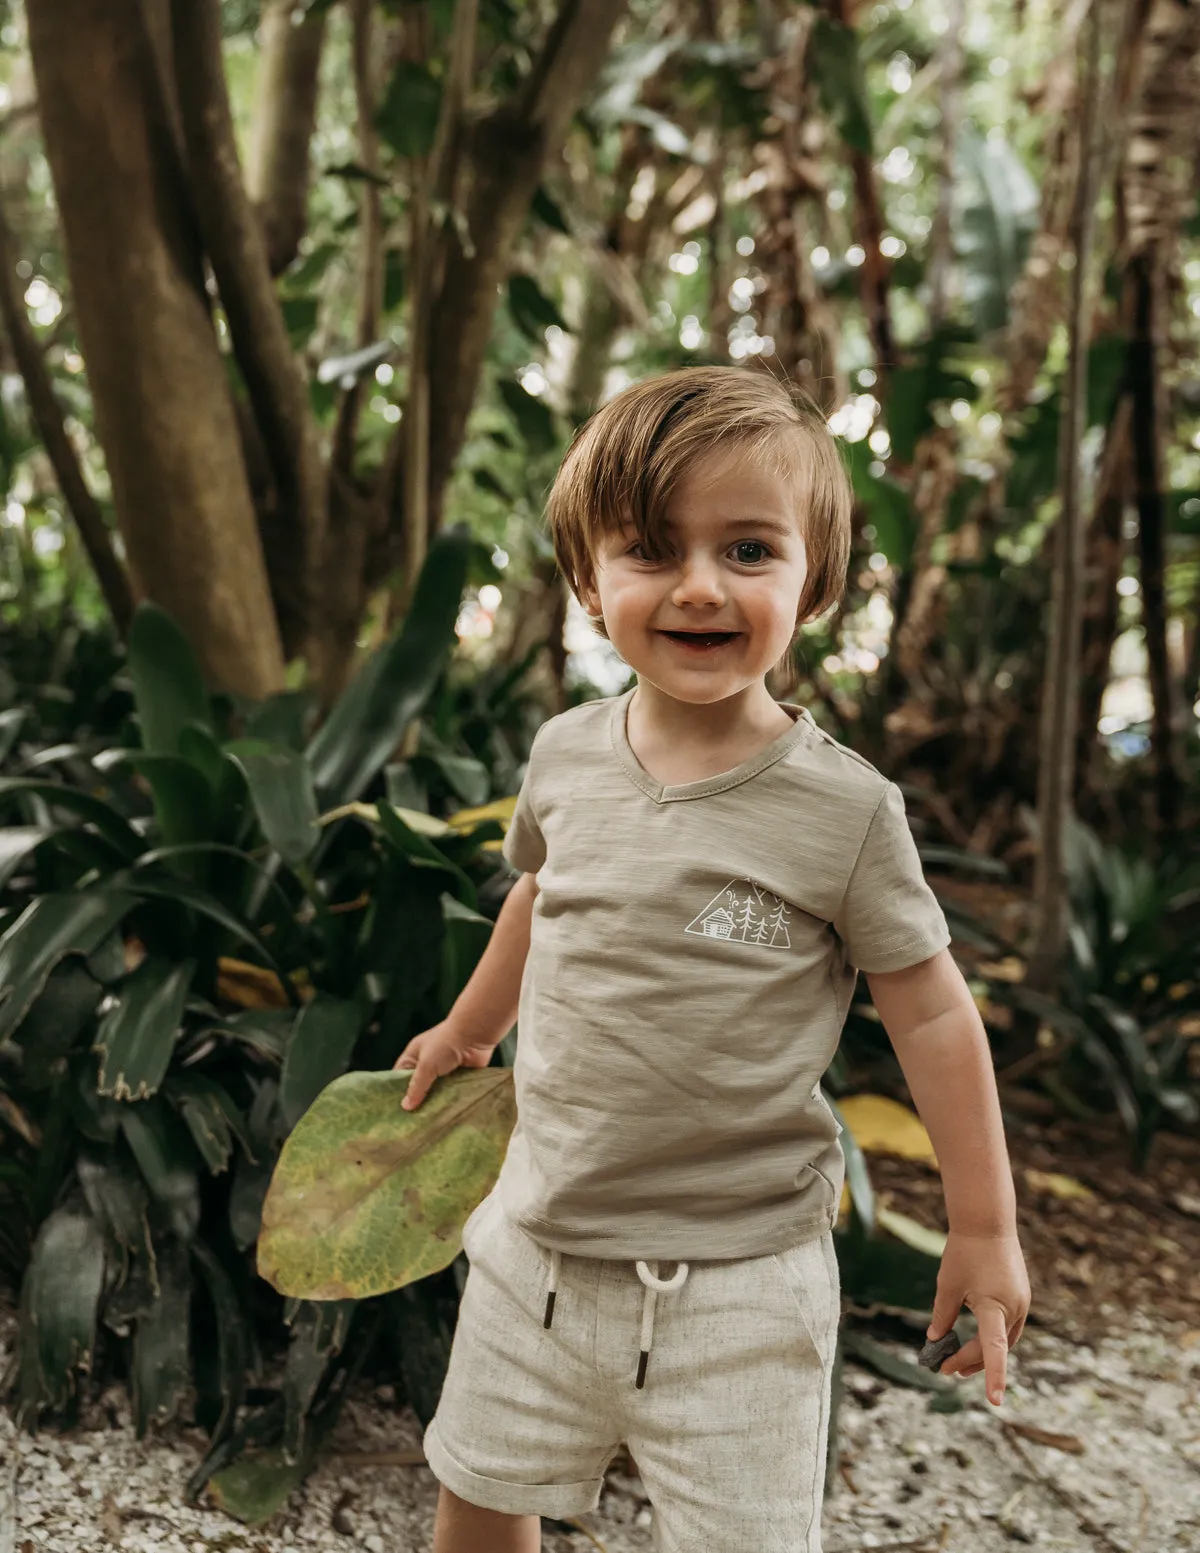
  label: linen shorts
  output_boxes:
[423,1188,841,1552]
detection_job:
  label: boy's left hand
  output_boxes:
[927,1228,1030,1406]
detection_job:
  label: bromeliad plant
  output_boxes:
[0,524,528,1498]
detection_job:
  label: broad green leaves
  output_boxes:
[126,604,213,756]
[258,1068,516,1300]
[377,60,442,160]
[308,525,471,805]
[226,740,320,867]
[15,1204,106,1421]
[0,891,135,1044]
[93,954,196,1100]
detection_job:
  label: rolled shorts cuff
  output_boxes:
[423,1419,606,1520]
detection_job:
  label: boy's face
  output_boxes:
[580,446,809,706]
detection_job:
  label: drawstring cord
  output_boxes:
[543,1250,690,1388]
[543,1248,561,1329]
[634,1260,688,1388]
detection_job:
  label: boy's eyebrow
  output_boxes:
[618,514,798,537]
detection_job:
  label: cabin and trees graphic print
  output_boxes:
[685,880,792,949]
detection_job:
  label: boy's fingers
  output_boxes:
[947,1307,1009,1401]
[401,1061,433,1110]
[926,1286,961,1341]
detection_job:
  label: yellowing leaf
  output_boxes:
[877,1205,947,1258]
[257,1067,516,1300]
[390,807,452,837]
[976,956,1025,983]
[445,796,518,831]
[836,1094,938,1167]
[1024,1168,1094,1202]
[217,957,292,1010]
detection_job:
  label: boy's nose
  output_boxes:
[670,557,726,606]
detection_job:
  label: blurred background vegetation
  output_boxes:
[0,0,1198,1518]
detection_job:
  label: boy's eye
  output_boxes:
[628,540,773,565]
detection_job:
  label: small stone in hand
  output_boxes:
[918,1330,961,1372]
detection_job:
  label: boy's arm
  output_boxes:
[397,871,538,1108]
[447,870,538,1050]
[865,947,1030,1405]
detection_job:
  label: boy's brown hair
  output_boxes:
[544,366,852,686]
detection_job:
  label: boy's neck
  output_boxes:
[628,679,795,752]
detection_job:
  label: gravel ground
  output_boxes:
[3,1309,1199,1552]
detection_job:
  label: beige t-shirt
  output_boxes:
[497,686,951,1260]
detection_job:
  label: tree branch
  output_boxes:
[396,0,629,539]
[331,0,386,479]
[396,0,481,611]
[0,199,134,636]
[169,0,327,661]
[247,0,328,277]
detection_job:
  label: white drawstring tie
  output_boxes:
[542,1251,690,1388]
[634,1259,689,1388]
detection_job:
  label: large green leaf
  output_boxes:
[376,58,442,159]
[0,824,54,888]
[14,961,103,1089]
[0,779,144,858]
[164,1072,252,1175]
[0,890,135,1044]
[279,994,368,1131]
[121,1100,202,1243]
[207,1448,306,1525]
[258,1068,516,1299]
[127,603,213,756]
[0,705,24,763]
[808,17,872,155]
[94,955,196,1101]
[192,1239,250,1443]
[308,526,471,806]
[107,869,290,979]
[497,379,558,454]
[76,1151,152,1262]
[92,749,215,853]
[15,1202,107,1420]
[507,274,568,342]
[283,1299,355,1461]
[226,740,320,867]
[132,1240,191,1434]
[438,895,493,1013]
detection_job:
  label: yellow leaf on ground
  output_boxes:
[837,1094,939,1167]
[1024,1168,1094,1202]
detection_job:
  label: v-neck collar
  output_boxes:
[609,686,817,804]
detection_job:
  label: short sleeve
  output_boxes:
[501,729,546,874]
[832,783,951,973]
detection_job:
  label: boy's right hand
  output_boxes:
[393,1020,498,1111]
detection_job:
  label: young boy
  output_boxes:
[396,366,1030,1553]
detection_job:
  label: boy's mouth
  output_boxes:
[659,630,741,651]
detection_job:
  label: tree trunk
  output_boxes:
[26,0,286,698]
[1075,395,1131,797]
[1027,0,1102,996]
[170,0,328,667]
[246,0,328,277]
[1126,251,1181,835]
